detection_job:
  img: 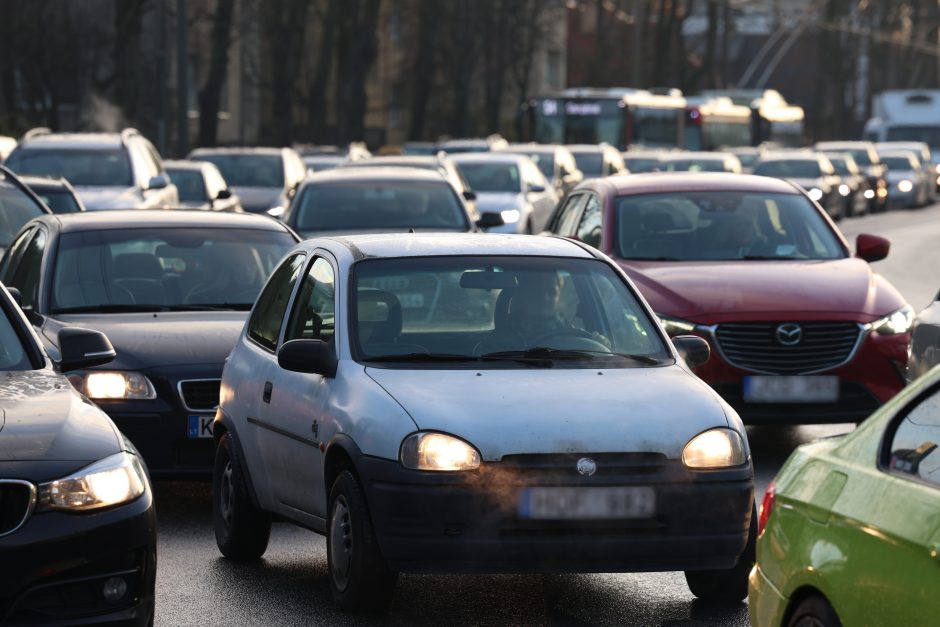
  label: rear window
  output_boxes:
[6,148,133,187]
[754,160,822,178]
[192,154,284,188]
[0,179,48,248]
[167,169,208,202]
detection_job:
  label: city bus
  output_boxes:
[701,88,805,146]
[684,96,752,150]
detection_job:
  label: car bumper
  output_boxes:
[356,456,753,574]
[0,490,156,625]
[748,562,788,627]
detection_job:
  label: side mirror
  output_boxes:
[277,339,337,377]
[672,335,710,367]
[147,174,169,190]
[6,286,22,307]
[855,233,890,263]
[58,327,116,371]
[527,183,546,193]
[462,190,477,202]
[267,206,286,219]
[216,188,232,200]
[476,212,505,229]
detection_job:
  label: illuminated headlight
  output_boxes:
[78,372,157,400]
[500,209,521,224]
[898,180,913,193]
[934,163,940,174]
[838,184,850,196]
[400,432,481,471]
[807,188,824,202]
[873,305,914,335]
[863,189,875,199]
[682,429,747,469]
[656,313,696,336]
[38,452,147,512]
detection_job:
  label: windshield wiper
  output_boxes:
[183,303,254,311]
[54,304,172,314]
[365,352,479,363]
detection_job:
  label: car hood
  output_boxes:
[474,192,525,214]
[0,369,122,476]
[619,258,905,322]
[365,365,731,460]
[41,312,248,369]
[75,186,142,210]
[231,186,283,212]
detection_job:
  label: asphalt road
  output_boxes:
[154,204,933,626]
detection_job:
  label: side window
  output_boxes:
[10,228,46,308]
[887,388,940,489]
[554,193,587,236]
[247,253,306,351]
[0,227,34,283]
[576,195,603,248]
[284,257,335,344]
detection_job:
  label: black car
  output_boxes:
[0,210,299,476]
[19,175,87,214]
[0,165,51,257]
[0,282,156,625]
[909,290,940,382]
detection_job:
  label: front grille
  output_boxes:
[178,379,221,412]
[499,452,668,477]
[0,480,35,536]
[715,321,862,374]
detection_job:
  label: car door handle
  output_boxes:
[262,381,273,404]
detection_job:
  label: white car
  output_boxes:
[212,233,755,611]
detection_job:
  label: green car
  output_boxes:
[749,367,940,627]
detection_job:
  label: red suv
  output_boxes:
[547,173,911,423]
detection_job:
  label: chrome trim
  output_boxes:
[177,378,222,413]
[699,322,871,376]
[83,349,116,358]
[0,479,37,537]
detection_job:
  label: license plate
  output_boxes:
[187,415,214,439]
[743,376,839,403]
[518,486,656,520]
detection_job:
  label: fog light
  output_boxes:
[102,576,127,602]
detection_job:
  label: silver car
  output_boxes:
[212,233,755,611]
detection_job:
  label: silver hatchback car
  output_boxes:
[212,233,755,611]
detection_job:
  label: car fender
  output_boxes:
[212,408,263,508]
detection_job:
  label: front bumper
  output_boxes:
[0,489,156,625]
[748,562,788,627]
[356,455,753,574]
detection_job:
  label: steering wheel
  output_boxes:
[528,328,611,352]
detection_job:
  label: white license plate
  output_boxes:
[743,376,839,403]
[187,414,214,439]
[518,486,656,520]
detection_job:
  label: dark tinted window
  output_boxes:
[10,228,46,308]
[554,193,586,237]
[577,195,603,248]
[572,152,604,177]
[457,162,522,192]
[192,154,285,188]
[0,179,48,247]
[888,389,940,489]
[284,257,335,343]
[35,189,82,214]
[248,253,306,351]
[6,148,133,187]
[886,126,940,149]
[883,156,916,170]
[167,169,208,202]
[754,160,822,178]
[623,158,661,173]
[663,159,727,172]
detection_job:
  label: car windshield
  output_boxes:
[663,159,726,172]
[754,160,821,178]
[735,153,759,167]
[615,191,846,261]
[352,256,670,367]
[456,162,522,192]
[572,152,604,176]
[886,126,940,149]
[883,156,916,170]
[167,169,208,202]
[845,149,872,166]
[6,148,132,187]
[289,182,469,233]
[828,158,851,175]
[0,298,32,371]
[526,153,555,179]
[50,228,296,313]
[192,154,284,188]
[623,158,660,172]
[0,179,48,248]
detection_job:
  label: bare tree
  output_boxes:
[197,0,236,146]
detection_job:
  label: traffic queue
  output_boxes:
[0,103,938,626]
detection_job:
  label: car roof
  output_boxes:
[37,209,293,233]
[189,147,286,157]
[310,233,595,260]
[500,144,563,154]
[879,150,918,160]
[17,175,71,190]
[756,152,821,162]
[601,172,800,195]
[17,133,124,149]
[447,153,529,164]
[343,156,443,167]
[814,141,873,148]
[163,159,209,171]
[304,166,447,183]
[660,152,731,161]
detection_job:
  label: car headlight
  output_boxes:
[75,372,157,400]
[682,429,747,469]
[863,189,875,199]
[500,209,521,224]
[898,179,913,193]
[656,313,696,336]
[400,432,481,471]
[934,163,940,174]
[37,452,147,512]
[838,184,850,196]
[873,305,914,335]
[807,188,824,201]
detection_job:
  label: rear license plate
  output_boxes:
[518,486,656,520]
[187,415,214,439]
[743,375,839,403]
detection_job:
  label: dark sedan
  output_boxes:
[1,165,51,257]
[0,282,156,625]
[0,210,299,476]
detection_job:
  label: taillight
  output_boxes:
[758,481,776,536]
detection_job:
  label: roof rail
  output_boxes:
[120,128,141,144]
[21,127,52,142]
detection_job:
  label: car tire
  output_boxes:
[684,503,756,603]
[328,470,398,612]
[787,594,843,627]
[213,432,271,560]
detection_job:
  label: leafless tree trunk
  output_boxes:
[408,0,438,140]
[197,0,236,146]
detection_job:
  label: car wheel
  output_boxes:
[787,594,843,627]
[684,503,756,603]
[213,432,271,559]
[328,470,398,612]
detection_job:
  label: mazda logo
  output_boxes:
[576,457,597,476]
[776,323,802,346]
